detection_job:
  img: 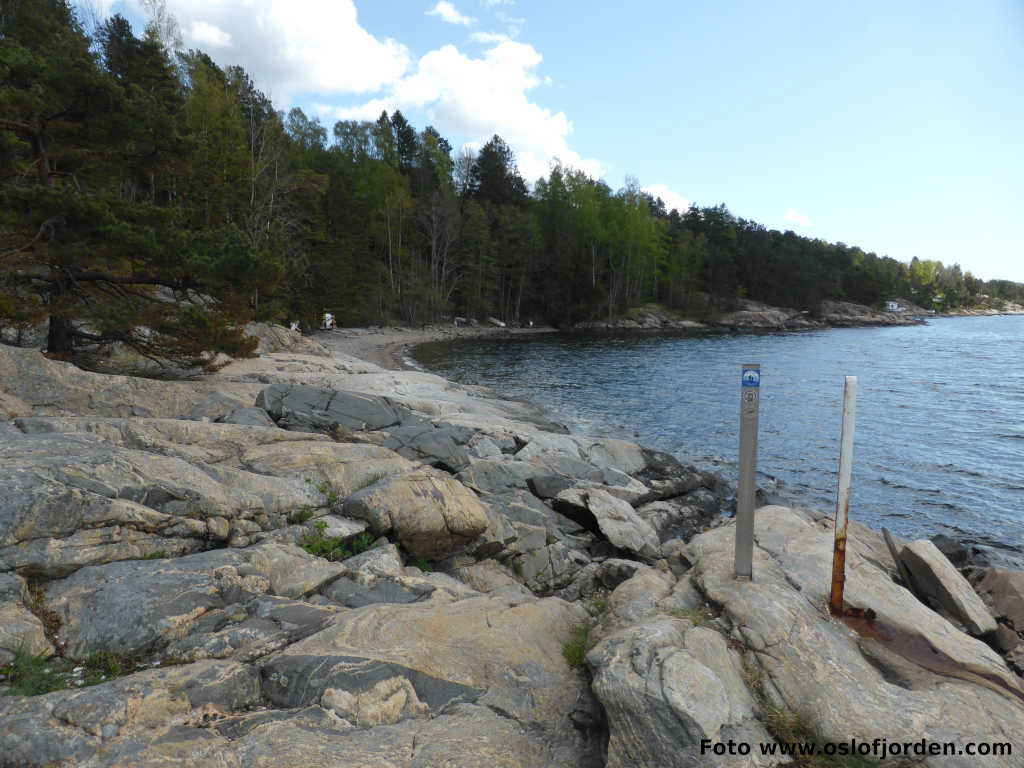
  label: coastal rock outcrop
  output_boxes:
[3,328,1023,768]
[900,539,998,635]
[687,506,1024,764]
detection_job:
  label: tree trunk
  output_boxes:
[47,313,73,355]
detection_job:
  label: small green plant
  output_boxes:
[287,506,314,525]
[141,550,167,560]
[407,556,433,572]
[562,622,591,670]
[298,523,376,562]
[316,482,340,506]
[665,605,717,628]
[351,471,387,494]
[81,650,132,686]
[741,655,882,767]
[583,593,608,617]
[2,646,67,696]
[27,586,61,643]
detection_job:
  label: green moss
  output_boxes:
[141,550,167,560]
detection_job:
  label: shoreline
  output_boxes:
[308,302,1024,374]
[311,319,1024,572]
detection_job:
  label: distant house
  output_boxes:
[885,300,903,312]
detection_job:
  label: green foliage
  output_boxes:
[562,622,591,670]
[298,522,375,562]
[741,657,882,767]
[2,646,67,696]
[141,550,167,560]
[287,506,314,525]
[81,650,131,686]
[406,556,433,573]
[583,593,609,617]
[316,482,340,506]
[664,605,717,628]
[2,0,1019,354]
[26,586,61,642]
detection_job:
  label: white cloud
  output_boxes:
[471,31,510,44]
[482,0,514,6]
[103,1,598,186]
[190,20,232,47]
[784,209,814,228]
[643,184,690,215]
[335,40,603,182]
[427,1,474,26]
[133,0,410,100]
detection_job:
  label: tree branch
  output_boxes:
[0,218,60,261]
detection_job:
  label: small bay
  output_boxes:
[414,315,1024,559]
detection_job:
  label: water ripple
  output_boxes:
[415,316,1024,551]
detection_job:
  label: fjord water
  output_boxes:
[415,315,1024,555]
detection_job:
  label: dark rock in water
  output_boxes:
[932,533,970,567]
[256,383,402,432]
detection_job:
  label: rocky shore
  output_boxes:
[573,299,925,333]
[1,324,1023,767]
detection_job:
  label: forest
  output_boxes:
[3,0,1022,364]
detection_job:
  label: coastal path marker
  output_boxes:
[828,376,857,616]
[734,363,760,580]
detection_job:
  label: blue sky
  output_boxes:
[91,0,1023,282]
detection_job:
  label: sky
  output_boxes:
[87,0,1024,283]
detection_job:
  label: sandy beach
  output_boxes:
[311,324,556,371]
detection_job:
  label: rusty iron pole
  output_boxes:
[829,376,857,617]
[734,364,760,580]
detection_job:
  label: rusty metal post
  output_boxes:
[734,364,760,580]
[829,376,857,616]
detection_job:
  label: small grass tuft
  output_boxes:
[287,506,315,525]
[2,646,66,696]
[406,556,433,572]
[27,585,61,643]
[562,622,591,670]
[316,482,341,506]
[741,655,883,767]
[298,522,376,562]
[665,605,717,628]
[81,650,132,686]
[583,593,609,617]
[141,550,167,560]
[351,471,388,494]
